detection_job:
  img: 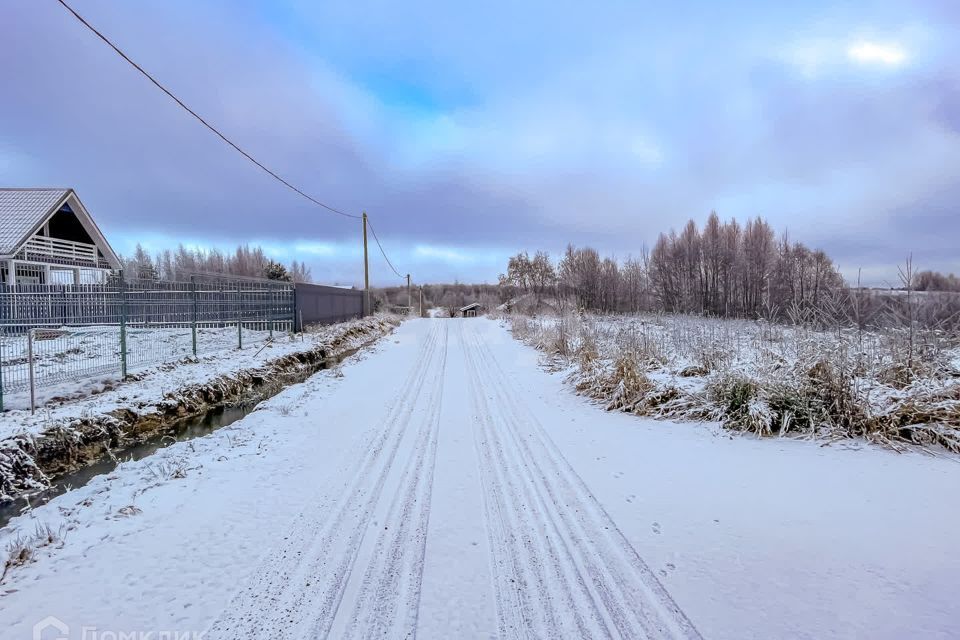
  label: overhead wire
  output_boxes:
[56,0,417,283]
[366,218,405,280]
[55,0,362,221]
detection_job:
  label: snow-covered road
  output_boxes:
[207,321,697,639]
[2,318,958,639]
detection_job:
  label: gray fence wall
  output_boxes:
[0,276,294,329]
[0,276,365,409]
[0,276,296,409]
[294,283,364,330]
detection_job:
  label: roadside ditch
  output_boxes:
[0,316,398,524]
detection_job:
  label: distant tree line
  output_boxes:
[374,282,501,316]
[647,213,845,317]
[120,243,312,283]
[499,212,960,329]
[914,270,960,293]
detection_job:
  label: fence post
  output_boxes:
[292,284,298,332]
[119,277,128,380]
[191,276,198,356]
[237,307,243,350]
[27,328,36,415]
[0,335,5,413]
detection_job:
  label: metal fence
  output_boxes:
[0,275,295,411]
[294,283,364,330]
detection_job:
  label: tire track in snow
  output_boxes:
[460,322,606,638]
[206,323,445,639]
[460,322,703,639]
[334,322,447,639]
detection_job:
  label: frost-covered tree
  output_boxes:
[502,212,847,321]
[263,259,291,282]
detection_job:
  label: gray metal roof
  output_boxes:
[0,188,70,255]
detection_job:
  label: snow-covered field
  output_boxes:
[1,318,957,639]
[510,312,960,450]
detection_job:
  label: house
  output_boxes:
[459,302,481,317]
[0,188,121,285]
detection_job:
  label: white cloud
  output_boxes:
[782,34,913,77]
[847,40,908,66]
[413,245,504,265]
[413,245,475,263]
[292,242,342,257]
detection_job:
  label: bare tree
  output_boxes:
[898,254,916,370]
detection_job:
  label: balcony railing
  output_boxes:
[18,235,110,268]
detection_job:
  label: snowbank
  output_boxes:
[0,315,400,501]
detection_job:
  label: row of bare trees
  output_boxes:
[498,213,960,329]
[121,243,313,283]
[649,213,844,317]
[914,270,960,292]
[500,213,845,319]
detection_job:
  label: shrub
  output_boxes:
[509,308,960,450]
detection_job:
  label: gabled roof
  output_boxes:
[0,188,121,267]
[460,302,481,311]
[0,188,70,255]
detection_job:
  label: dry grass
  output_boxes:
[509,311,960,451]
[1,522,63,583]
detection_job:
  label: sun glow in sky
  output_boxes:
[847,40,908,66]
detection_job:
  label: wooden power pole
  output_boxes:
[362,212,370,316]
[419,286,423,317]
[406,274,411,314]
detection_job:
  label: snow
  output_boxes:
[0,324,278,400]
[0,318,379,439]
[1,318,958,639]
[511,312,960,447]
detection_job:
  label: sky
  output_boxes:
[1,0,958,286]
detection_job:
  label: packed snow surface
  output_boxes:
[1,318,957,639]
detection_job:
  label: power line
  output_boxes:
[366,218,405,279]
[55,0,412,283]
[55,0,361,220]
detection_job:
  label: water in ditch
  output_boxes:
[0,337,377,531]
[0,402,257,529]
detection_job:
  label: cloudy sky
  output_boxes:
[2,0,958,286]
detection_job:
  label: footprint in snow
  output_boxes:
[652,522,661,535]
[613,471,623,479]
[625,494,636,503]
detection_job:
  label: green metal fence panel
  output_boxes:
[0,276,295,405]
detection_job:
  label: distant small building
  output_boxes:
[459,302,481,317]
[0,188,120,285]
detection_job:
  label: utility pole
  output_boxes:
[362,212,370,316]
[419,286,423,317]
[406,274,411,315]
